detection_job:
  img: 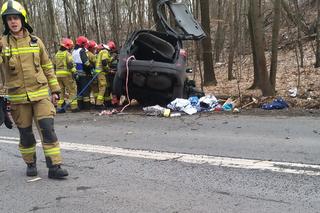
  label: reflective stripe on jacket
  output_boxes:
[0,30,60,104]
[95,49,112,73]
[54,50,76,77]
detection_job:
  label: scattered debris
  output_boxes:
[288,87,298,98]
[167,98,197,115]
[27,177,42,183]
[222,98,235,111]
[262,97,289,110]
[143,105,167,116]
[199,95,219,110]
[170,112,181,117]
[99,109,118,116]
[241,97,258,109]
[233,108,240,113]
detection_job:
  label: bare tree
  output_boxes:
[227,0,238,81]
[315,0,320,67]
[92,0,101,43]
[248,0,274,96]
[62,0,70,38]
[293,0,304,67]
[200,0,217,85]
[46,0,59,53]
[269,0,281,91]
[214,0,226,63]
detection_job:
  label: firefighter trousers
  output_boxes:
[96,73,108,106]
[10,98,63,168]
[90,78,99,105]
[57,76,78,110]
[76,75,91,109]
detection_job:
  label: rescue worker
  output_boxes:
[72,36,92,110]
[105,40,118,107]
[85,40,98,106]
[0,0,68,179]
[94,42,115,109]
[54,38,79,113]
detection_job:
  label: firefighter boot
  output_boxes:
[26,163,37,177]
[48,165,69,179]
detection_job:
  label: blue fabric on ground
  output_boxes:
[262,97,289,110]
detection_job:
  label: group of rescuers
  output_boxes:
[55,36,118,113]
[0,0,119,179]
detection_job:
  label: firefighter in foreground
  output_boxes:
[94,42,115,109]
[0,0,68,179]
[54,38,78,113]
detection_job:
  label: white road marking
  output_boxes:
[1,136,320,176]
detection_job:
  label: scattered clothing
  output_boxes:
[262,97,289,110]
[199,95,219,111]
[143,105,166,116]
[167,98,197,115]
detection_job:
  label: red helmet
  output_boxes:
[60,38,74,50]
[106,40,116,51]
[86,40,97,50]
[76,36,89,46]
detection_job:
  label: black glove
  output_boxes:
[0,97,13,129]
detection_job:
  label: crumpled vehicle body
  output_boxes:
[113,0,205,105]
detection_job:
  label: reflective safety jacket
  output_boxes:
[87,50,96,68]
[54,50,76,77]
[0,30,60,104]
[72,47,91,76]
[95,49,112,73]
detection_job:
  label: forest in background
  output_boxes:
[0,0,319,108]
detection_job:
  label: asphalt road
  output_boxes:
[1,109,320,213]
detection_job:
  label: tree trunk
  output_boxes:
[64,0,81,34]
[92,0,101,43]
[247,5,260,89]
[200,0,217,85]
[214,0,225,62]
[62,0,70,38]
[46,0,58,54]
[248,0,274,96]
[281,0,310,35]
[76,0,86,35]
[110,0,120,44]
[315,0,320,67]
[227,1,238,81]
[269,0,281,91]
[293,0,304,67]
[148,0,153,28]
